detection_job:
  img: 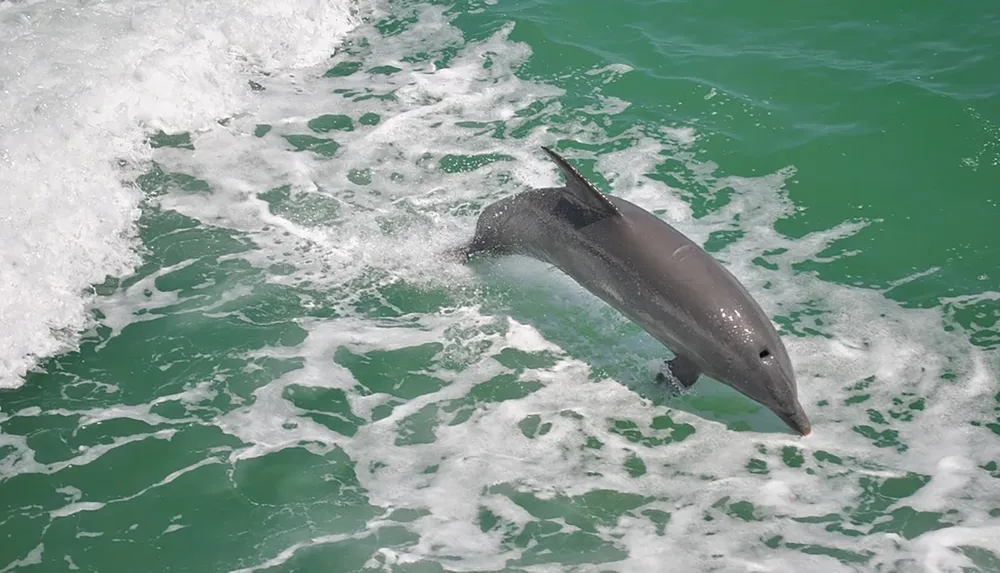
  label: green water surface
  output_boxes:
[2,0,999,571]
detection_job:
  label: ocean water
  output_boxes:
[1,0,998,570]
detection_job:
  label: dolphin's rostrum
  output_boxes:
[455,145,812,436]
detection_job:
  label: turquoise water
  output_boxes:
[2,0,999,571]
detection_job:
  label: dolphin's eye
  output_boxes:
[758,348,771,359]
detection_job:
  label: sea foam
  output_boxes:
[0,0,364,388]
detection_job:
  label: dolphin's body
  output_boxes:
[456,146,811,436]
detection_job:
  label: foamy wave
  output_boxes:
[0,0,364,388]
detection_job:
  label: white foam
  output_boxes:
[226,534,357,573]
[504,317,564,354]
[0,543,43,573]
[145,12,567,293]
[1,427,178,478]
[0,0,364,388]
[50,502,106,519]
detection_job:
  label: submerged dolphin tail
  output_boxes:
[776,401,812,436]
[540,146,621,218]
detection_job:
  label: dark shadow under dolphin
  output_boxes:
[450,145,812,437]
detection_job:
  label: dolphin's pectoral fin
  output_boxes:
[655,356,701,392]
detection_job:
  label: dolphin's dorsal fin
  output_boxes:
[541,146,621,217]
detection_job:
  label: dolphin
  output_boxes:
[453,146,811,436]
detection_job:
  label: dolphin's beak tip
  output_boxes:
[794,416,812,437]
[778,404,811,437]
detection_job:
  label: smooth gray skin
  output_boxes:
[456,146,811,436]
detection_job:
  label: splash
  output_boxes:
[0,0,363,388]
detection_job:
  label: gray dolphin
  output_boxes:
[454,146,811,436]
